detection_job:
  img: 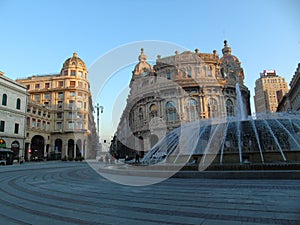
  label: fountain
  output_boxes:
[141,83,300,169]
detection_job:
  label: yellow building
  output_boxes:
[17,53,98,160]
[254,70,289,113]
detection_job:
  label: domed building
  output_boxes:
[111,41,251,159]
[16,53,98,161]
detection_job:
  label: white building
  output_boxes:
[0,71,28,161]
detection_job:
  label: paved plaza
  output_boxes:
[0,162,299,225]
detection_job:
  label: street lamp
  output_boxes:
[94,103,104,137]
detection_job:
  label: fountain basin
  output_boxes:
[142,113,300,167]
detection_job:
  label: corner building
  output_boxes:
[112,41,251,158]
[17,53,98,160]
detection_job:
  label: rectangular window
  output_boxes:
[14,123,19,134]
[77,101,82,109]
[47,122,50,131]
[78,71,83,77]
[58,101,63,109]
[57,112,63,119]
[71,70,76,76]
[58,81,64,87]
[70,81,76,87]
[78,82,83,88]
[34,94,40,101]
[32,119,36,127]
[78,92,83,98]
[27,117,30,127]
[69,112,76,119]
[68,121,74,129]
[56,122,62,130]
[35,84,40,89]
[76,121,83,129]
[64,70,68,76]
[26,85,30,90]
[37,120,41,128]
[70,91,75,97]
[69,100,75,109]
[84,102,87,109]
[58,92,64,98]
[44,93,50,99]
[45,83,50,88]
[0,121,5,132]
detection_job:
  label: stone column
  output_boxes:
[74,142,76,158]
[81,141,83,157]
[65,144,68,157]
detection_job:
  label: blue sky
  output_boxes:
[1,0,300,142]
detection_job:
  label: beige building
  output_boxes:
[277,63,300,112]
[254,70,289,113]
[17,53,98,160]
[111,41,251,158]
[0,71,28,160]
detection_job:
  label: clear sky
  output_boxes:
[1,0,300,142]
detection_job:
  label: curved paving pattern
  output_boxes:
[0,162,300,225]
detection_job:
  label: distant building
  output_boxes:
[16,53,98,160]
[0,71,28,161]
[254,70,289,113]
[277,63,300,112]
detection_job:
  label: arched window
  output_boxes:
[166,101,178,123]
[138,107,143,127]
[166,70,171,80]
[208,98,218,118]
[2,94,7,106]
[16,98,21,110]
[149,104,158,118]
[226,99,234,117]
[186,99,198,121]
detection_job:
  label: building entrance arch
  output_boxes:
[76,139,82,157]
[31,135,45,160]
[68,139,74,158]
[11,141,20,160]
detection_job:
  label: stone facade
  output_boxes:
[16,53,98,160]
[277,63,300,112]
[111,41,251,158]
[254,70,289,113]
[0,71,28,160]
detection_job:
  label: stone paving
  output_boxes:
[0,161,299,225]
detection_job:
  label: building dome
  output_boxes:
[132,48,153,76]
[61,52,87,72]
[220,40,244,82]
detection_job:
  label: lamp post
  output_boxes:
[94,103,104,139]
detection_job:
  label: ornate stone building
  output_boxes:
[254,70,289,113]
[111,41,251,158]
[277,63,300,112]
[16,53,98,160]
[0,71,28,160]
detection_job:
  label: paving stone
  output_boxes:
[0,162,299,224]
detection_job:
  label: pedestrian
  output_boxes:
[105,154,109,165]
[135,152,140,163]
